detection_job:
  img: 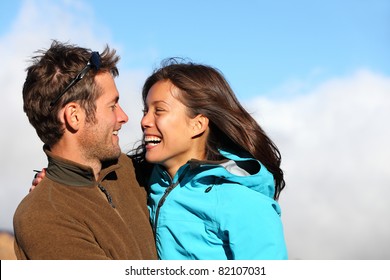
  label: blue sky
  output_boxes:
[84,0,390,98]
[1,0,390,260]
[2,0,388,98]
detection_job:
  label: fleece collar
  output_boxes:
[43,147,120,187]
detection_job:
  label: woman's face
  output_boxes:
[141,80,206,177]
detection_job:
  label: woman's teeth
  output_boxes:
[144,136,161,145]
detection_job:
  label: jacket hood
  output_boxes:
[186,149,276,199]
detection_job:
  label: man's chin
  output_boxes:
[100,148,122,162]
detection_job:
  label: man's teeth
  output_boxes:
[113,131,118,136]
[145,136,161,145]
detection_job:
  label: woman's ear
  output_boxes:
[63,103,82,131]
[191,114,209,138]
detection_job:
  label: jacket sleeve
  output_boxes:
[13,203,111,260]
[216,185,288,260]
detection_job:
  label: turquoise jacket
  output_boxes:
[148,149,288,260]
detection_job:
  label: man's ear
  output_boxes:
[63,103,83,132]
[191,114,209,138]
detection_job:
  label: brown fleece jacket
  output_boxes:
[13,150,157,260]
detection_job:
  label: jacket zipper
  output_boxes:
[98,183,116,208]
[153,182,177,236]
[153,165,190,237]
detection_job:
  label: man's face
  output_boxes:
[78,72,128,162]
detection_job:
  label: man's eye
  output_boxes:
[155,108,165,112]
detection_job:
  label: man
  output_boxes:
[13,41,156,259]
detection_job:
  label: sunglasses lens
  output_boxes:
[90,52,101,70]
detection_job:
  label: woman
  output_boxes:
[132,58,287,260]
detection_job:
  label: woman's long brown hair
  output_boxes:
[134,58,285,200]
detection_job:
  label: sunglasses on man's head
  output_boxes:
[50,51,101,108]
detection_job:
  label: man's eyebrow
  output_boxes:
[109,96,119,103]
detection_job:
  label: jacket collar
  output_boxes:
[44,146,120,187]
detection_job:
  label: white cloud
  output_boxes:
[245,70,390,259]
